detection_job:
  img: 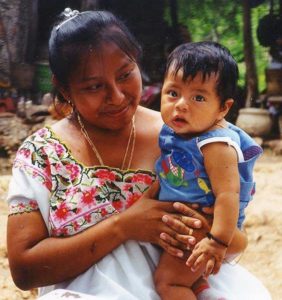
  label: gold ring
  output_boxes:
[188,228,194,236]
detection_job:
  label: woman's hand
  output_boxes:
[120,183,212,257]
[160,202,212,248]
[120,181,198,257]
[120,181,179,256]
[168,202,248,261]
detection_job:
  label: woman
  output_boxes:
[7,9,271,300]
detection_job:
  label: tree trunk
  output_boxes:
[243,0,259,107]
[0,11,11,86]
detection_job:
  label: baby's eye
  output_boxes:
[167,90,178,97]
[191,95,205,102]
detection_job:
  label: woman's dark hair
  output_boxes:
[165,41,239,105]
[49,9,142,102]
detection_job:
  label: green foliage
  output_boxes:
[252,3,271,92]
[166,0,270,93]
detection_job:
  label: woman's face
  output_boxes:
[65,42,142,130]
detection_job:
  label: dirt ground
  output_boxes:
[0,149,281,299]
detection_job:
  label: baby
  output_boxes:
[154,41,262,300]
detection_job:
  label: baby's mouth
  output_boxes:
[172,116,187,127]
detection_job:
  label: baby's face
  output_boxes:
[160,69,228,138]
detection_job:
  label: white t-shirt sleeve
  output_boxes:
[197,136,244,163]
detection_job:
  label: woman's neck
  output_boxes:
[69,113,133,141]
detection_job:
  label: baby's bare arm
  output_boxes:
[202,142,240,249]
[186,142,240,276]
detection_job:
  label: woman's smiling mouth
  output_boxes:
[102,104,130,117]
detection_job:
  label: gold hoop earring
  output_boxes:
[67,99,75,116]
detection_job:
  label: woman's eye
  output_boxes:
[86,83,103,91]
[118,70,131,81]
[168,90,178,97]
[192,95,205,102]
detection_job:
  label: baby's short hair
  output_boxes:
[165,41,239,105]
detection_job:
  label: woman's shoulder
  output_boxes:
[49,118,79,146]
[136,106,163,134]
[19,126,53,148]
[50,118,70,135]
[132,107,162,168]
[15,119,73,166]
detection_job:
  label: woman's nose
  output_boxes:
[105,84,125,104]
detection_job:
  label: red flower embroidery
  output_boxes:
[44,179,52,190]
[112,200,123,211]
[95,169,116,181]
[19,148,31,158]
[59,227,69,236]
[84,214,92,223]
[81,188,97,206]
[122,183,132,192]
[73,221,80,231]
[32,170,39,177]
[100,208,108,217]
[29,200,38,210]
[132,174,153,185]
[55,143,65,156]
[55,202,71,221]
[18,203,25,209]
[54,163,62,172]
[54,227,69,236]
[66,164,80,181]
[51,226,69,237]
[38,128,48,137]
[76,207,82,214]
[126,193,142,208]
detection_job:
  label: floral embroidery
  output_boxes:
[112,199,123,211]
[122,184,132,192]
[132,173,153,185]
[81,188,97,206]
[54,202,72,221]
[126,192,142,209]
[54,143,65,157]
[95,169,116,181]
[9,200,39,214]
[65,163,81,181]
[10,127,156,237]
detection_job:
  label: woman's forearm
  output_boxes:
[8,195,178,290]
[7,212,127,290]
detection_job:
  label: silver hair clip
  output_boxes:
[56,8,80,31]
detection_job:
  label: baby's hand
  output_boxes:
[186,237,227,278]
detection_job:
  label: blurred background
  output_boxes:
[0,0,281,113]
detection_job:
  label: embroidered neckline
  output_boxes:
[44,126,156,176]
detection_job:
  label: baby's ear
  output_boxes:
[220,98,234,117]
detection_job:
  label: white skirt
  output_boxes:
[38,241,271,300]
